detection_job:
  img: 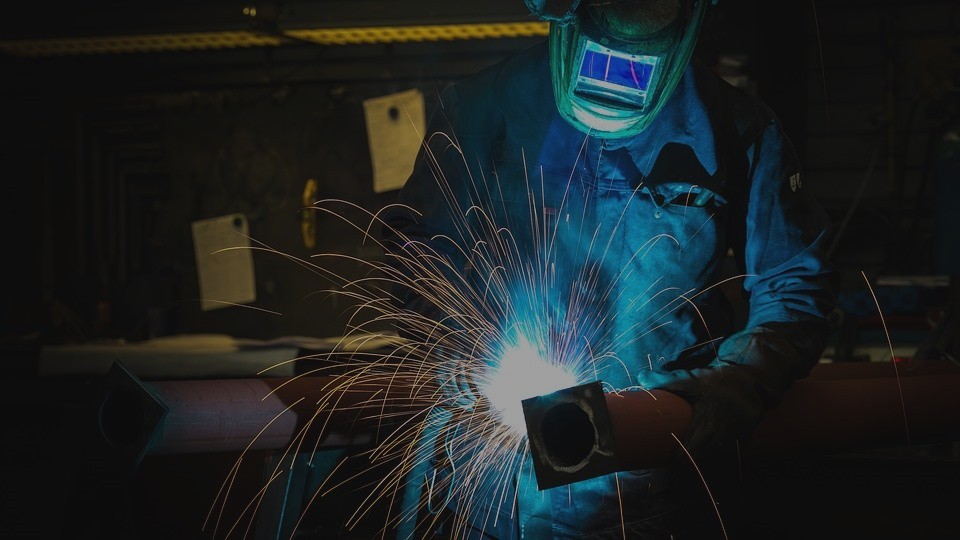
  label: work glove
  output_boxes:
[393,296,479,412]
[435,350,481,412]
[636,323,817,472]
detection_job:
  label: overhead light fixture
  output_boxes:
[0,21,549,57]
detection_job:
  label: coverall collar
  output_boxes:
[586,62,719,179]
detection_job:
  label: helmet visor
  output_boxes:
[575,41,661,110]
[550,0,707,138]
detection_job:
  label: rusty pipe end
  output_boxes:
[98,361,168,465]
[522,381,617,490]
[522,382,694,490]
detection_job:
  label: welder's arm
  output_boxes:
[640,118,840,462]
[381,83,476,335]
[380,81,501,410]
[637,321,828,463]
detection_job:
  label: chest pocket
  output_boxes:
[644,182,727,214]
[623,181,727,269]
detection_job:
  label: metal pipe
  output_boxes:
[747,360,960,457]
[524,360,960,489]
[98,361,433,464]
[100,358,960,488]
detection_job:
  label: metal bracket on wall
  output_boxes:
[301,178,318,250]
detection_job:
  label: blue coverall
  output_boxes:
[383,39,839,539]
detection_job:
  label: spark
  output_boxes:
[861,270,910,444]
[171,297,284,316]
[202,124,752,540]
[671,432,728,540]
[202,396,306,536]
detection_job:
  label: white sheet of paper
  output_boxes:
[191,213,256,311]
[362,88,426,193]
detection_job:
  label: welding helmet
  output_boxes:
[544,0,708,138]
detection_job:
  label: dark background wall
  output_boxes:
[0,1,558,345]
[1,0,957,347]
[1,1,959,539]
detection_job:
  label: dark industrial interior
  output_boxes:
[1,1,959,538]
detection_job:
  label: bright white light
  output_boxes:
[480,335,578,436]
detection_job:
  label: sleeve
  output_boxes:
[383,84,505,539]
[381,84,461,317]
[637,108,841,468]
[729,111,841,404]
[379,78,502,343]
[378,77,512,420]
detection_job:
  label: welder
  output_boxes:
[382,0,839,538]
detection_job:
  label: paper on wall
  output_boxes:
[362,88,426,193]
[191,213,256,311]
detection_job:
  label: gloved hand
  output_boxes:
[636,323,814,468]
[435,354,480,412]
[397,299,480,412]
